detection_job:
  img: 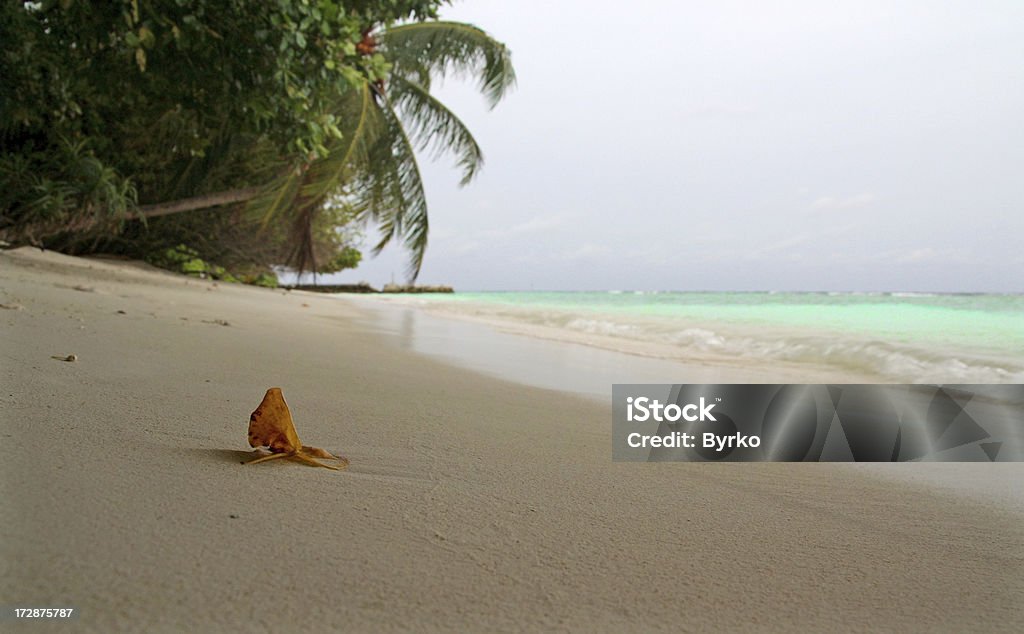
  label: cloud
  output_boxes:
[430,214,571,257]
[823,247,973,265]
[808,193,876,212]
[453,240,483,255]
[693,222,861,263]
[682,104,757,119]
[895,248,971,264]
[481,214,570,239]
[897,248,938,263]
[754,233,812,254]
[561,243,612,260]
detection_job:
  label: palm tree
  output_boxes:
[5,21,514,282]
[247,20,516,280]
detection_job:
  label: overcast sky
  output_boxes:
[325,0,1023,291]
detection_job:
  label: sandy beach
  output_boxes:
[2,247,1022,632]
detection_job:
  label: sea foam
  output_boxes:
[369,291,1024,384]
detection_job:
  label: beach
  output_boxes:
[2,246,1022,632]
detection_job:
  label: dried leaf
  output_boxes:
[301,446,336,459]
[245,388,348,470]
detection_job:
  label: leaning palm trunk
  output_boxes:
[1,183,268,247]
[135,186,264,219]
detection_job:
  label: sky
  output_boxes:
[321,0,1024,292]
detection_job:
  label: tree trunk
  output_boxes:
[134,186,263,219]
[0,186,265,246]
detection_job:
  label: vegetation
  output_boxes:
[0,0,514,281]
[146,245,233,280]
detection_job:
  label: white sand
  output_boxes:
[1,247,1022,632]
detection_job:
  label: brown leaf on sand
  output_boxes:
[51,354,77,362]
[0,303,24,310]
[245,388,348,470]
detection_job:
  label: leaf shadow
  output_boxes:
[191,448,261,465]
[188,448,349,469]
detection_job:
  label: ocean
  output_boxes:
[366,291,1024,384]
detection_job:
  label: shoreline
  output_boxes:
[2,247,1022,631]
[347,293,1024,513]
[341,295,884,398]
[348,292,1024,384]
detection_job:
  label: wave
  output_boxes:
[413,300,1024,384]
[563,317,1022,382]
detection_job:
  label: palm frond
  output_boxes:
[298,83,382,205]
[381,21,516,108]
[244,83,385,273]
[247,165,303,232]
[350,91,429,279]
[389,75,483,185]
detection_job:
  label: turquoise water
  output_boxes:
[393,291,1024,382]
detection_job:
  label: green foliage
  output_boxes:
[0,135,138,237]
[1,1,515,283]
[145,244,240,282]
[245,273,280,288]
[322,246,363,274]
[2,0,447,154]
[1,0,449,236]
